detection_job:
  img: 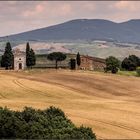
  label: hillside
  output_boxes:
[12,41,140,60]
[0,70,140,139]
[1,19,140,43]
[0,40,140,59]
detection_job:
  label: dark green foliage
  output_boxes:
[26,42,36,68]
[0,106,96,139]
[1,42,14,69]
[129,55,140,66]
[121,55,140,71]
[26,42,30,67]
[30,49,36,66]
[111,67,118,74]
[1,55,6,67]
[70,59,76,70]
[76,52,81,67]
[121,57,136,71]
[105,56,120,74]
[47,52,66,69]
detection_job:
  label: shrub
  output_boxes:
[105,56,120,74]
[111,67,118,74]
[0,106,96,139]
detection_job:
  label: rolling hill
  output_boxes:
[0,69,140,139]
[1,19,140,43]
[12,41,140,59]
[1,19,140,59]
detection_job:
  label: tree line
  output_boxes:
[0,42,81,70]
[0,106,96,139]
[47,52,81,69]
[47,52,140,73]
[105,55,140,74]
[1,42,36,69]
[1,42,140,74]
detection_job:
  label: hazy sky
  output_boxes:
[1,1,140,36]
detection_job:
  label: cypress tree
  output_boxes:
[76,52,81,69]
[1,42,14,70]
[70,59,76,70]
[1,55,5,67]
[30,49,36,68]
[26,42,31,68]
[26,42,36,68]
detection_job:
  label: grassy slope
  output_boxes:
[64,42,140,59]
[1,41,140,59]
[0,70,140,139]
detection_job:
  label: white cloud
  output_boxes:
[1,1,140,36]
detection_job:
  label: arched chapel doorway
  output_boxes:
[19,63,22,70]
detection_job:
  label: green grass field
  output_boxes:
[118,70,137,76]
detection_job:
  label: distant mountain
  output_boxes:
[1,19,140,43]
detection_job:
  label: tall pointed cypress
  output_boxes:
[30,48,36,68]
[26,42,36,68]
[1,42,14,70]
[26,42,31,68]
[76,52,81,68]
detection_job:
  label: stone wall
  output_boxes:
[79,55,106,71]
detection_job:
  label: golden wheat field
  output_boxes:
[0,69,140,139]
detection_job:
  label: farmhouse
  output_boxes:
[13,49,26,70]
[80,55,106,71]
[12,48,105,71]
[35,53,106,71]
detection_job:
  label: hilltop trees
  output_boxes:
[47,52,66,69]
[0,106,96,139]
[76,52,81,69]
[121,57,136,71]
[26,42,36,68]
[129,55,140,66]
[105,56,120,74]
[121,55,140,71]
[1,42,14,70]
[105,54,140,73]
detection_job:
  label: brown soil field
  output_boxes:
[0,69,140,139]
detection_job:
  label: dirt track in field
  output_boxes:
[0,69,140,139]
